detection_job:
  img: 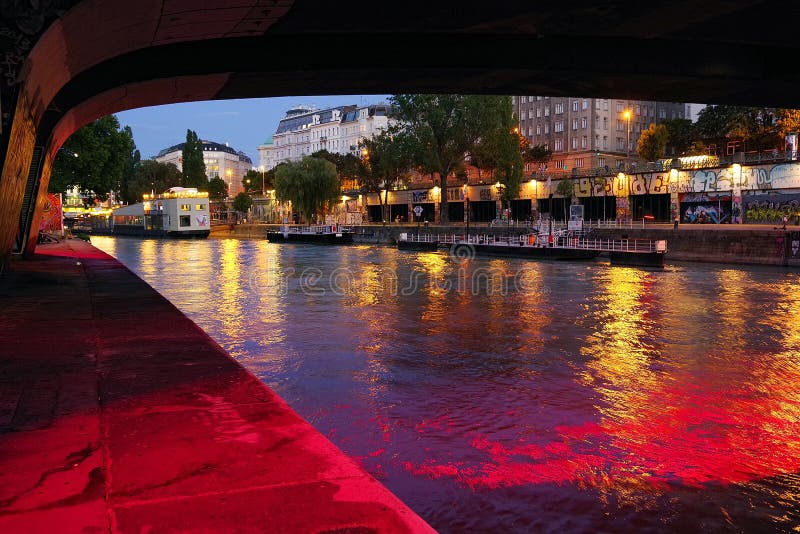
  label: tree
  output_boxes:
[637,123,669,161]
[274,157,340,223]
[776,109,800,139]
[124,160,182,203]
[232,192,252,214]
[662,118,696,157]
[49,115,135,203]
[556,179,574,199]
[208,177,228,201]
[181,130,207,190]
[357,130,412,221]
[695,105,781,152]
[241,169,262,193]
[389,94,511,223]
[523,143,553,167]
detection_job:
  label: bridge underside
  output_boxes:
[2,0,800,266]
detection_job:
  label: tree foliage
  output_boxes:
[123,160,182,203]
[274,157,340,223]
[556,179,574,199]
[776,109,800,139]
[208,177,228,201]
[232,192,253,213]
[356,131,413,220]
[389,94,511,223]
[694,105,781,151]
[49,115,135,202]
[181,130,207,190]
[662,118,696,157]
[637,123,669,161]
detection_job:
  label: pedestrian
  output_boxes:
[782,215,788,230]
[673,215,679,230]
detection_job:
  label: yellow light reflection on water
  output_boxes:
[580,267,659,422]
[217,238,244,340]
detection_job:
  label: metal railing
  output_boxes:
[282,224,352,233]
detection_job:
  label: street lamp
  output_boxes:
[623,109,632,160]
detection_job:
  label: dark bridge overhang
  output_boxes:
[2,0,800,262]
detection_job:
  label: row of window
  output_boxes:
[180,204,206,211]
[530,134,634,153]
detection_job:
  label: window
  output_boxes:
[555,103,564,114]
[603,117,608,130]
[571,137,578,149]
[520,96,526,103]
[536,124,541,135]
[528,126,533,136]
[572,100,579,112]
[603,100,609,111]
[582,99,588,110]
[555,121,564,132]
[180,204,191,211]
[660,109,667,119]
[528,109,534,119]
[554,138,563,151]
[572,119,578,130]
[598,157,606,167]
[544,123,550,134]
[180,215,191,227]
[617,137,624,150]
[553,159,564,170]
[581,117,587,129]
[581,136,588,148]
[616,102,623,113]
[544,106,550,117]
[575,158,585,168]
[196,204,206,211]
[536,107,542,118]
[595,100,601,110]
[603,136,608,149]
[616,120,624,131]
[636,105,641,115]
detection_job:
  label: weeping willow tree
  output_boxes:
[274,157,340,223]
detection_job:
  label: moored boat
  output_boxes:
[266,224,354,244]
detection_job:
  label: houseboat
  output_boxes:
[111,187,210,238]
[266,224,354,244]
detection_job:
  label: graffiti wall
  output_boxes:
[742,191,800,224]
[39,193,62,233]
[679,192,733,224]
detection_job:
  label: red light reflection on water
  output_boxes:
[404,376,800,490]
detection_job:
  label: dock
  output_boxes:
[399,232,667,267]
[0,239,433,532]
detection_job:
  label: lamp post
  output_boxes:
[623,109,632,161]
[259,165,265,196]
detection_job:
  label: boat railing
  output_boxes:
[282,225,352,234]
[400,233,438,243]
[558,237,667,253]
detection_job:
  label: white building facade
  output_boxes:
[154,140,253,197]
[258,103,393,170]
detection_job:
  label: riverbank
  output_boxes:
[211,223,800,267]
[0,239,433,532]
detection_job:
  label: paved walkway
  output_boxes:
[0,239,433,533]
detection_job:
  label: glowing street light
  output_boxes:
[623,109,632,159]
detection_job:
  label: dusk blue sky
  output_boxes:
[116,96,704,166]
[116,94,391,165]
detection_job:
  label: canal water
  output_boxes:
[92,236,800,533]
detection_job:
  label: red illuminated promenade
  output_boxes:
[0,239,433,533]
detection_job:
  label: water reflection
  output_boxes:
[90,236,800,532]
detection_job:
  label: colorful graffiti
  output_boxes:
[39,193,62,233]
[742,192,800,224]
[679,193,732,224]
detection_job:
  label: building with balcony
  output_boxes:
[154,140,253,197]
[514,96,690,174]
[258,103,393,170]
